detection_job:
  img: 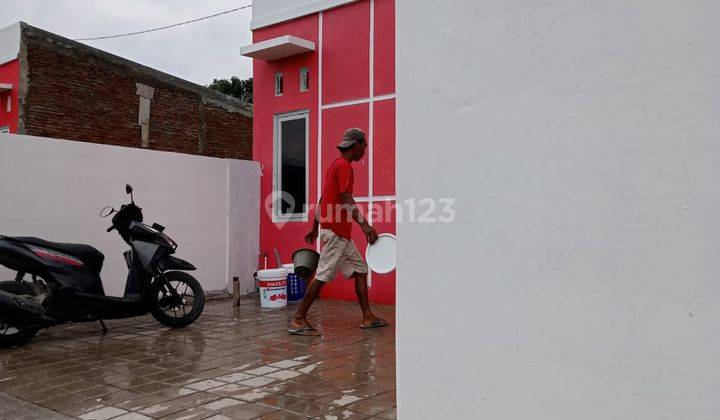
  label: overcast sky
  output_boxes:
[0,0,254,85]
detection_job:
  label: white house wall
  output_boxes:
[0,23,20,65]
[228,159,261,295]
[397,0,720,419]
[250,0,358,29]
[0,134,259,297]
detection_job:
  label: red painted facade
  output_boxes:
[252,0,396,304]
[0,59,19,133]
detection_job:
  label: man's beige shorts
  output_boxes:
[315,229,368,282]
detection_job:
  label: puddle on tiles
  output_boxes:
[236,389,270,401]
[298,363,320,373]
[331,395,362,406]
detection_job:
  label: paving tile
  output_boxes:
[259,410,309,420]
[202,397,246,411]
[285,400,341,417]
[140,391,220,417]
[185,379,226,391]
[268,359,306,369]
[283,383,336,399]
[258,393,305,410]
[375,407,397,419]
[235,388,273,402]
[94,389,142,406]
[237,375,278,388]
[114,393,173,411]
[54,379,100,393]
[346,399,395,416]
[265,369,303,381]
[207,383,250,397]
[0,298,395,419]
[245,365,281,376]
[0,377,33,391]
[216,402,280,418]
[287,400,368,419]
[158,406,214,420]
[329,395,365,407]
[109,412,153,420]
[79,406,128,420]
[295,363,322,374]
[57,400,107,417]
[80,384,126,399]
[215,372,254,383]
[372,390,396,404]
[39,392,89,410]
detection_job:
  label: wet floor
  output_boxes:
[0,297,396,419]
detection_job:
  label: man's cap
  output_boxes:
[337,128,366,149]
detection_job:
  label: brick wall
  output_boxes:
[19,25,252,160]
[204,105,253,159]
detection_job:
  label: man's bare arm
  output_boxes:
[339,192,378,243]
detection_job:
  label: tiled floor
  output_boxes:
[0,297,396,419]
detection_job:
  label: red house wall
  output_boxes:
[253,14,320,279]
[253,0,396,304]
[0,59,20,133]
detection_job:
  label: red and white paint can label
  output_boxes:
[259,279,287,308]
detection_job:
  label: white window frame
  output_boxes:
[273,110,310,223]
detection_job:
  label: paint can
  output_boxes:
[257,268,287,308]
[283,263,307,302]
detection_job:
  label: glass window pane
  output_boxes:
[280,117,306,215]
[300,67,309,92]
[275,72,283,96]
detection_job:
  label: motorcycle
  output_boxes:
[0,184,205,347]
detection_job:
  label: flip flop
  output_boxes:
[288,326,321,336]
[361,319,389,329]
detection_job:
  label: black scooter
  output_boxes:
[0,185,205,347]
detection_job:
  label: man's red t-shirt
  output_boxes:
[319,158,354,239]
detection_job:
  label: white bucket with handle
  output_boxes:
[257,268,287,308]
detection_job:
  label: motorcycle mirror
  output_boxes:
[126,184,135,203]
[99,206,115,217]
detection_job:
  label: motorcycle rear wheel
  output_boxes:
[151,271,205,328]
[0,281,40,347]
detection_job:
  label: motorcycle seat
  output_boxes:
[11,237,105,273]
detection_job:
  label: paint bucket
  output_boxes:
[257,268,287,308]
[292,248,320,280]
[283,263,307,302]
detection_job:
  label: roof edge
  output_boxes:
[251,0,359,30]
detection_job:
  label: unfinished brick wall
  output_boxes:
[19,25,252,160]
[204,106,253,159]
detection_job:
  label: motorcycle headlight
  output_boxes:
[160,232,177,249]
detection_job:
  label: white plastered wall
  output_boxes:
[0,23,20,65]
[250,0,358,29]
[0,134,259,297]
[397,1,720,419]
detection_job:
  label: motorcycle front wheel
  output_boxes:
[0,281,40,347]
[151,271,205,328]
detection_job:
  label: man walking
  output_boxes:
[288,128,389,336]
